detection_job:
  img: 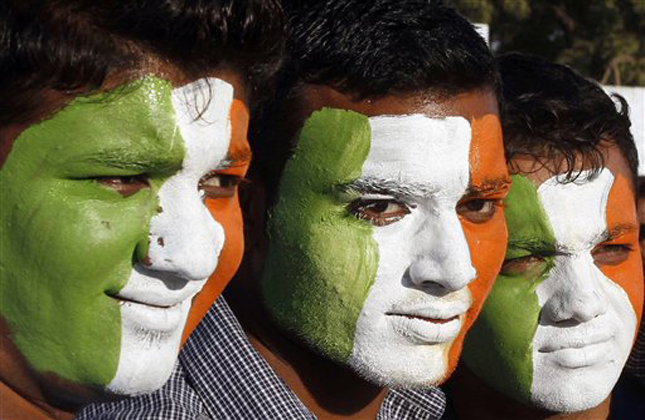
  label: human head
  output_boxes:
[249,0,510,387]
[0,0,284,408]
[462,53,643,412]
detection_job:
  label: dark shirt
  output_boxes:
[77,297,446,420]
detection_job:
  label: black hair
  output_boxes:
[498,52,638,184]
[281,0,496,100]
[251,0,497,202]
[0,0,286,128]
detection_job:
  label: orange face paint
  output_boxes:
[181,99,250,343]
[599,172,644,332]
[446,113,510,379]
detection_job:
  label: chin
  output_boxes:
[348,340,450,388]
[529,363,621,413]
[105,299,190,396]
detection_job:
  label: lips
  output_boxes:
[387,312,463,344]
[107,264,207,332]
[538,329,616,369]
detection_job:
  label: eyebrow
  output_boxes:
[596,223,638,243]
[507,238,555,253]
[218,146,252,170]
[79,149,182,172]
[341,177,438,199]
[464,177,512,197]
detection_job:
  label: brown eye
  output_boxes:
[500,255,546,277]
[592,244,631,266]
[199,174,242,200]
[348,199,411,227]
[97,175,150,198]
[456,199,498,224]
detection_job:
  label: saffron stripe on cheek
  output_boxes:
[182,98,250,343]
[449,114,508,381]
[600,173,643,329]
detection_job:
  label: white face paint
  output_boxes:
[107,78,233,395]
[531,169,637,411]
[348,115,476,386]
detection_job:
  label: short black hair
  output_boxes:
[251,0,497,202]
[282,0,496,100]
[498,52,638,184]
[0,0,286,128]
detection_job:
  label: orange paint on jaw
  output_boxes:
[181,99,251,344]
[600,173,644,333]
[444,114,509,380]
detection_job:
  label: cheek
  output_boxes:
[180,192,245,344]
[601,174,644,328]
[442,213,508,378]
[463,211,508,327]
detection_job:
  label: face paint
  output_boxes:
[182,98,251,344]
[0,76,233,395]
[263,106,508,386]
[463,168,643,411]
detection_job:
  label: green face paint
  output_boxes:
[261,108,378,363]
[0,77,184,386]
[461,174,555,402]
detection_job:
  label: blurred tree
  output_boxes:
[448,0,645,86]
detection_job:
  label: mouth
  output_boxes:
[386,312,464,344]
[387,313,461,324]
[108,294,177,309]
[538,331,614,353]
[538,332,615,369]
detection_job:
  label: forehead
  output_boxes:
[298,85,507,185]
[299,85,499,120]
[364,115,472,195]
[511,145,636,214]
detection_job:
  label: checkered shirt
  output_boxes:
[77,297,446,420]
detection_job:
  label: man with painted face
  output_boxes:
[445,53,643,420]
[79,1,509,419]
[228,0,510,417]
[0,1,284,419]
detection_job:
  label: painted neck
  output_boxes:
[224,284,388,419]
[446,366,611,420]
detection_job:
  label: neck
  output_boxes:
[1,324,75,420]
[445,366,611,420]
[225,285,387,419]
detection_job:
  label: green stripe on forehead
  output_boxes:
[462,175,555,403]
[262,108,379,363]
[0,76,184,386]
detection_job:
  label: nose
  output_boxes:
[541,254,608,324]
[139,184,224,281]
[408,212,477,292]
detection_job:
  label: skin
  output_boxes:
[0,66,248,419]
[453,146,643,420]
[228,85,510,419]
[182,98,251,343]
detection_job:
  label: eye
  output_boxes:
[96,175,150,198]
[499,255,547,277]
[348,199,411,227]
[456,199,499,224]
[592,244,632,266]
[199,173,243,200]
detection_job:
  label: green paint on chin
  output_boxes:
[261,108,378,363]
[461,175,555,403]
[0,76,184,386]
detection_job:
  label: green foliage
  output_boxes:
[448,0,645,86]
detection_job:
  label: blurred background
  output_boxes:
[447,0,645,175]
